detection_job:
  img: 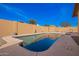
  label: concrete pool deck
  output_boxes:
[0,36,23,49]
[0,44,37,56]
[0,32,79,56]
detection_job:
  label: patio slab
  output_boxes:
[0,45,37,56]
[37,35,79,56]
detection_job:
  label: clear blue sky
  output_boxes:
[0,3,78,27]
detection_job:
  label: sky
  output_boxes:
[0,3,78,27]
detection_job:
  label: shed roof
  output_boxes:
[73,3,79,17]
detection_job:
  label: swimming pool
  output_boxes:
[23,38,57,52]
[15,34,60,52]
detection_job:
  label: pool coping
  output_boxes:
[13,32,65,37]
[0,36,23,49]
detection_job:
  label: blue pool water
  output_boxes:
[23,38,57,52]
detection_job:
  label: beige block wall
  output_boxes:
[57,27,71,32]
[48,26,57,32]
[36,26,48,33]
[17,22,36,34]
[56,27,78,32]
[0,20,16,36]
[72,27,78,32]
[0,19,78,36]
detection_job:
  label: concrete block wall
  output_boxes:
[35,26,48,33]
[0,20,16,36]
[48,26,57,32]
[17,22,36,34]
[0,19,78,36]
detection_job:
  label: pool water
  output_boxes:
[23,38,57,52]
